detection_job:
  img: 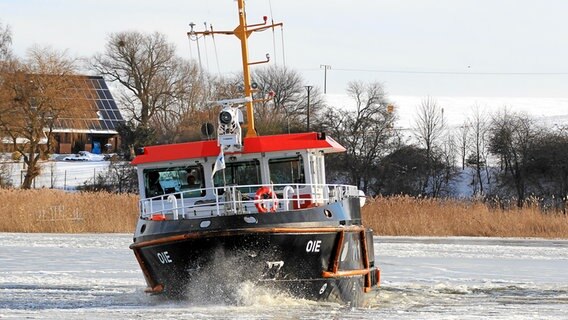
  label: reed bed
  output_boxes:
[362,195,568,239]
[1,190,567,238]
[0,189,138,233]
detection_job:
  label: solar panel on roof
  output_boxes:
[91,79,101,89]
[99,120,108,131]
[50,75,125,133]
[96,78,106,87]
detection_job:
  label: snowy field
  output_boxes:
[0,234,566,319]
[326,94,568,129]
[2,160,111,189]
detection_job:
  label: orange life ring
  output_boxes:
[254,186,278,213]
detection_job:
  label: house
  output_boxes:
[50,75,125,154]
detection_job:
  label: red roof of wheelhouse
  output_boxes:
[131,132,346,165]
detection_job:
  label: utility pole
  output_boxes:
[305,85,313,131]
[320,64,331,94]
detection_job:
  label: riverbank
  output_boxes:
[0,190,566,238]
[0,189,138,233]
[362,195,568,239]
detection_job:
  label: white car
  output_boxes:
[64,151,106,161]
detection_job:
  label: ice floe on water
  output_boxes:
[1,233,567,319]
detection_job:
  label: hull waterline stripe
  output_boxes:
[129,225,366,249]
[322,266,381,293]
[322,269,371,278]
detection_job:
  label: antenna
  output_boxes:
[188,22,203,70]
[203,22,210,70]
[187,0,283,138]
[210,24,221,76]
[305,85,313,131]
[268,0,277,65]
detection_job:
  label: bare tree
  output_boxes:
[434,132,458,196]
[0,47,86,188]
[147,59,208,143]
[90,31,195,128]
[525,130,568,211]
[318,81,397,194]
[414,97,446,159]
[489,109,537,207]
[251,65,324,134]
[0,21,13,189]
[466,106,490,196]
[413,97,447,195]
[456,123,470,170]
[0,20,12,62]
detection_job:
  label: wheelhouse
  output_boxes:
[131,132,362,219]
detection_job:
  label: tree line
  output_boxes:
[2,23,568,212]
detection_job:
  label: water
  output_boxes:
[1,233,567,319]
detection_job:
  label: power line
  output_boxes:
[331,67,568,76]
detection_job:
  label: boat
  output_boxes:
[129,0,380,306]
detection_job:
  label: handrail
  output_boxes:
[139,183,361,220]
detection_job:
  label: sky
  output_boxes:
[2,0,568,122]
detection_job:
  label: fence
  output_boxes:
[2,160,111,190]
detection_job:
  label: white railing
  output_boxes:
[139,183,360,221]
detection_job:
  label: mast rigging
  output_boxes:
[187,0,283,138]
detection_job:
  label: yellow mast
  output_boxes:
[235,0,255,137]
[188,0,282,138]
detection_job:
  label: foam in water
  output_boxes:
[235,281,315,307]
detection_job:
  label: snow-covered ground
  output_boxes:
[325,94,568,129]
[2,160,110,189]
[0,233,566,319]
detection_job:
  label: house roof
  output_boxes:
[131,132,346,165]
[51,75,125,134]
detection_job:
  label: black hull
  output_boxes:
[130,199,380,306]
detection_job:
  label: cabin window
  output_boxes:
[213,159,261,193]
[143,165,204,198]
[268,156,305,190]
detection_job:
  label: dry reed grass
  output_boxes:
[0,189,138,233]
[362,195,568,239]
[1,190,567,238]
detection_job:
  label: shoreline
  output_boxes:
[1,189,566,239]
[1,231,567,242]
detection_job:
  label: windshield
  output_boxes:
[269,156,304,190]
[213,159,261,193]
[144,165,204,198]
